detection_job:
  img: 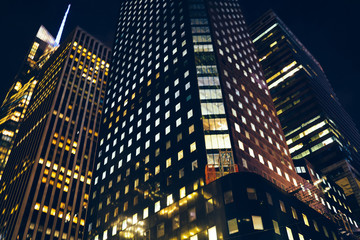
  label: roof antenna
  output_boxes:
[55,4,71,46]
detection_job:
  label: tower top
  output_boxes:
[55,4,71,46]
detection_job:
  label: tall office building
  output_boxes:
[0,27,110,239]
[249,10,360,220]
[0,26,58,179]
[86,1,355,239]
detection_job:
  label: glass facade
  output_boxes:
[250,10,360,221]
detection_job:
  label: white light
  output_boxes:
[55,4,71,46]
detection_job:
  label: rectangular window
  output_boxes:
[204,134,231,149]
[280,200,286,212]
[286,227,294,240]
[190,142,196,152]
[166,158,171,168]
[247,188,257,200]
[291,207,298,219]
[208,226,217,240]
[178,150,184,160]
[206,198,214,213]
[227,218,239,234]
[252,216,264,230]
[154,201,160,213]
[224,190,234,204]
[302,213,309,226]
[179,168,184,178]
[298,233,305,240]
[188,207,196,222]
[167,194,174,206]
[313,220,319,231]
[180,187,186,199]
[201,102,225,115]
[143,207,149,219]
[272,220,280,235]
[157,223,165,238]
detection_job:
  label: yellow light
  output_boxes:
[42,206,48,213]
[34,203,40,210]
[270,41,278,48]
[51,208,56,216]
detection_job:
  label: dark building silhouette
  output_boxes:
[250,10,360,222]
[0,27,110,239]
[86,1,357,240]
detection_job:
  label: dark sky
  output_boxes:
[1,0,360,129]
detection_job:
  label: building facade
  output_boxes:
[0,26,58,179]
[249,10,360,221]
[0,27,110,240]
[86,1,356,239]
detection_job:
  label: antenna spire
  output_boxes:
[55,4,71,46]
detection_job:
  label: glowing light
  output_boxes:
[55,4,71,46]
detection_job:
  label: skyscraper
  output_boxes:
[0,27,110,240]
[0,25,58,179]
[86,1,355,239]
[249,10,360,220]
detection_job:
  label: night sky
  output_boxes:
[1,0,360,129]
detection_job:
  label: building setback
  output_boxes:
[249,10,360,221]
[86,0,356,239]
[0,27,110,240]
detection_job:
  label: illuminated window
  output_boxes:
[291,207,298,219]
[112,226,117,236]
[166,158,171,168]
[154,201,160,213]
[178,150,183,160]
[180,187,186,198]
[273,220,280,235]
[167,194,174,206]
[143,207,148,219]
[227,218,239,234]
[208,226,217,240]
[252,216,264,230]
[190,142,196,152]
[302,213,309,226]
[155,165,160,175]
[298,233,304,240]
[286,227,294,240]
[313,220,319,232]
